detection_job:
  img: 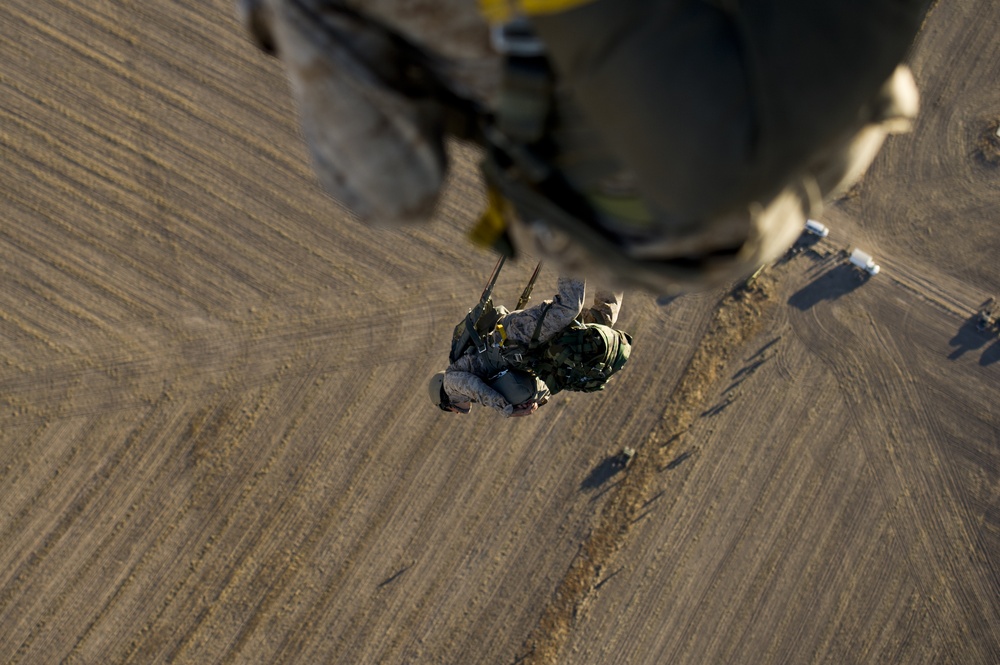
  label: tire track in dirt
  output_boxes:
[659,390,840,664]
[316,423,468,664]
[135,358,451,664]
[0,290,440,423]
[269,389,467,664]
[5,1,303,179]
[0,113,274,312]
[102,372,307,664]
[803,305,949,640]
[752,461,884,665]
[11,402,200,664]
[143,373,326,664]
[1,3,378,312]
[617,328,843,663]
[442,418,599,663]
[4,374,272,662]
[0,398,165,663]
[518,272,778,664]
[230,382,416,662]
[879,254,980,320]
[0,419,99,592]
[864,313,1000,656]
[56,401,210,663]
[808,513,928,663]
[787,267,1000,662]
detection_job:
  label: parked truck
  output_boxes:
[849,248,880,275]
[805,219,830,237]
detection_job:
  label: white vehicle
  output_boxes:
[849,248,880,275]
[805,219,830,237]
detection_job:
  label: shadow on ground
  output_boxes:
[949,315,994,360]
[580,453,631,490]
[788,264,868,311]
[980,340,1000,366]
[949,312,1000,366]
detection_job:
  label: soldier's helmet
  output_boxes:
[428,371,450,411]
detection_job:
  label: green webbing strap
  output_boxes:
[528,301,553,349]
[551,345,574,367]
[465,315,486,354]
[603,329,620,372]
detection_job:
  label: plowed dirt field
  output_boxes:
[1,1,997,664]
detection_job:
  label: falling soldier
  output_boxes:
[429,259,632,417]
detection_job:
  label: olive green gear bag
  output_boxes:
[519,322,631,394]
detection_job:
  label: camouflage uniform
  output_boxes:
[238,0,929,295]
[237,0,499,224]
[443,278,621,416]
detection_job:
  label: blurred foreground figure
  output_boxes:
[237,0,929,295]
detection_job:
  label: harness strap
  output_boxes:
[465,316,487,354]
[550,345,575,367]
[529,301,554,349]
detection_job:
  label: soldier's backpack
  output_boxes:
[514,321,632,395]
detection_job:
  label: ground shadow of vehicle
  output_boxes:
[787,263,868,311]
[980,340,1000,366]
[948,313,999,362]
[949,315,992,359]
[580,451,634,491]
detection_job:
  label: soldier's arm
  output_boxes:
[444,357,514,417]
[502,277,586,346]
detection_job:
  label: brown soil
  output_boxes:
[0,1,997,664]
